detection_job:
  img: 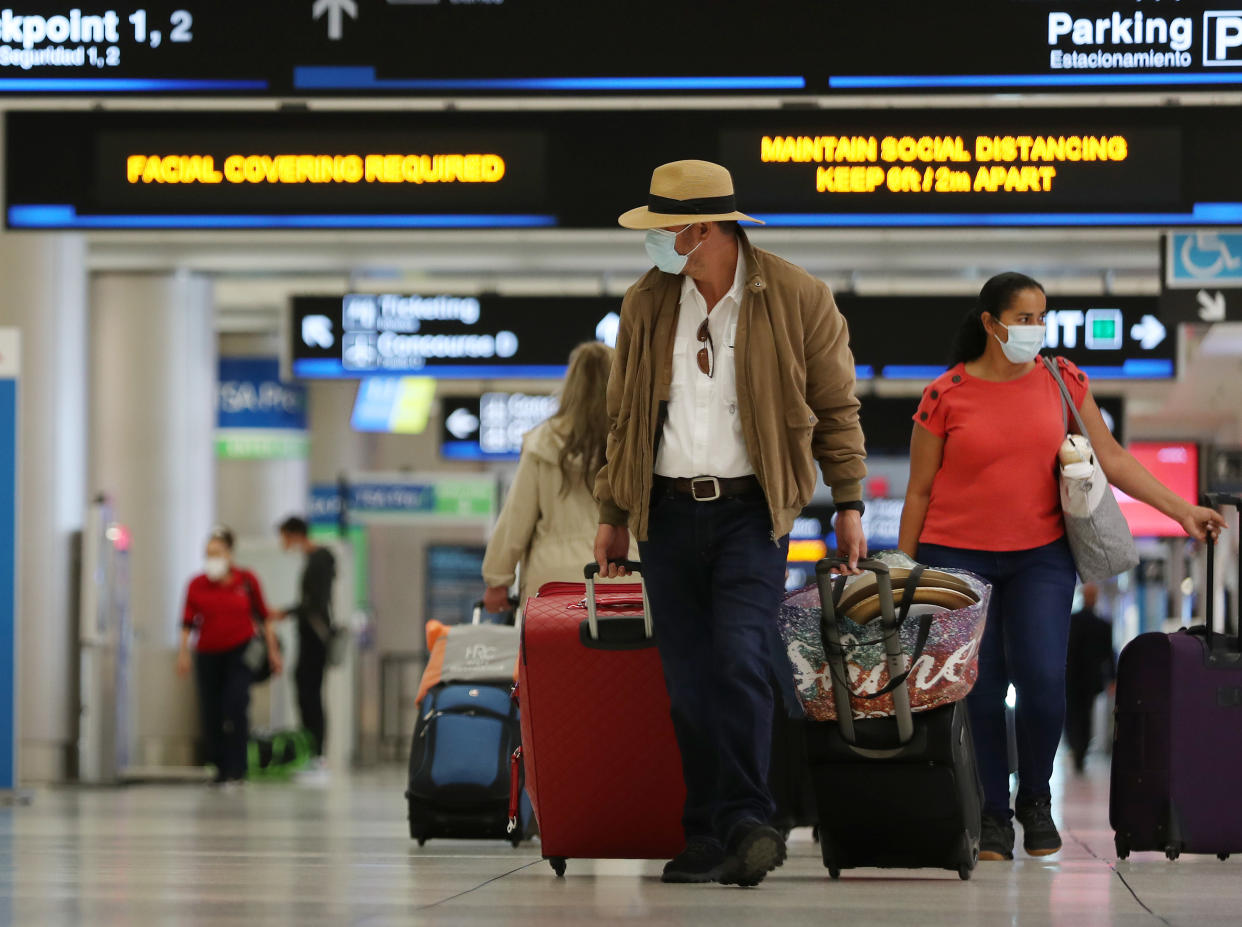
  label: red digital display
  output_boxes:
[1115,442,1198,537]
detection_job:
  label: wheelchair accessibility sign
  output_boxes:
[1167,232,1242,288]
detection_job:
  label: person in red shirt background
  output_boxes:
[898,272,1224,862]
[177,526,282,784]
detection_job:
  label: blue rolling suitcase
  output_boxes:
[406,682,532,846]
[405,604,531,846]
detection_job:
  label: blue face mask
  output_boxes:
[644,225,702,275]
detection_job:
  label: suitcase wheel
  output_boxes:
[827,864,841,880]
[509,834,523,849]
[1114,834,1130,861]
[958,864,972,881]
[1164,845,1181,862]
[417,838,427,847]
[1218,853,1231,861]
[548,857,567,877]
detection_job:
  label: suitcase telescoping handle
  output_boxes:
[583,560,652,641]
[814,557,917,752]
[1201,493,1242,649]
[472,597,519,626]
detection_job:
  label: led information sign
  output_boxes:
[2,2,1241,96]
[292,293,619,379]
[9,107,1241,229]
[724,127,1181,219]
[440,392,559,461]
[840,295,1176,380]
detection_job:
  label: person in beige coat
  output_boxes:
[482,341,636,613]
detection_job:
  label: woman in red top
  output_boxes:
[898,272,1223,862]
[177,527,281,784]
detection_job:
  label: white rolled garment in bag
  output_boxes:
[1059,435,1108,518]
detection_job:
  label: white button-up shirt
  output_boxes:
[654,254,754,479]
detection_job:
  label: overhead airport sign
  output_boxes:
[308,473,497,526]
[1159,286,1242,324]
[215,356,308,459]
[3,2,1242,96]
[9,107,1242,230]
[841,295,1177,380]
[1165,232,1242,288]
[291,293,620,379]
[440,392,559,461]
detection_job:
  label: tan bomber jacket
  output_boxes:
[594,230,867,541]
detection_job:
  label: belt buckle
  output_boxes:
[690,476,721,502]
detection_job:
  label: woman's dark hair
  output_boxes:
[950,272,1046,366]
[208,525,235,549]
[278,516,310,538]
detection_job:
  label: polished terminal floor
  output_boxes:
[0,753,1234,927]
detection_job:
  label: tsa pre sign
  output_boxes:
[215,357,308,460]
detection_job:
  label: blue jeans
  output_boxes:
[638,489,790,843]
[917,538,1077,821]
[195,642,252,781]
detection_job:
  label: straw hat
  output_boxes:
[618,159,763,230]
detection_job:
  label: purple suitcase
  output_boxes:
[1109,492,1242,861]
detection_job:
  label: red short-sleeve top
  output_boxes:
[913,357,1090,552]
[182,568,268,654]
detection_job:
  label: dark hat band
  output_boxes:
[646,193,737,215]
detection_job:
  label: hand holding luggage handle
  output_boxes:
[583,560,651,640]
[472,597,519,626]
[814,557,926,756]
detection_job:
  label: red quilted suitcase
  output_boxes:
[517,561,686,876]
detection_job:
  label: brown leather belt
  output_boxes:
[653,474,762,502]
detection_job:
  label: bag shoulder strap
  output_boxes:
[238,574,266,629]
[1042,355,1090,438]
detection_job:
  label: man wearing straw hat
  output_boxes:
[594,159,868,887]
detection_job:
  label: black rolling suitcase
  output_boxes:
[803,557,983,880]
[1109,493,1242,861]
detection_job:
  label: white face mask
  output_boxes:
[644,224,703,275]
[204,556,230,581]
[993,320,1046,364]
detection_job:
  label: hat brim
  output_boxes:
[617,206,765,230]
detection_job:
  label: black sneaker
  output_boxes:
[979,814,1016,861]
[1015,797,1062,857]
[716,820,786,888]
[661,836,726,884]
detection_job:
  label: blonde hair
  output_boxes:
[554,341,614,495]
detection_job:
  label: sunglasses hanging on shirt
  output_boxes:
[696,318,714,378]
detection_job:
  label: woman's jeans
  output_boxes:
[195,642,252,781]
[917,537,1077,821]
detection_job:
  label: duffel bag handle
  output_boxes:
[583,560,651,641]
[814,557,917,751]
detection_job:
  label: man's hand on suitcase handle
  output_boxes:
[594,524,632,577]
[833,509,868,575]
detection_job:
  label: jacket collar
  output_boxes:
[737,227,766,293]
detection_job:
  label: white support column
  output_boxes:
[91,272,215,769]
[0,233,88,783]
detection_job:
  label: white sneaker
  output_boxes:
[294,757,330,785]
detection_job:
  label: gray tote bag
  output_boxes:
[1042,357,1139,582]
